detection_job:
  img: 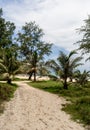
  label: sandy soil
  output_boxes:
[0,81,85,130]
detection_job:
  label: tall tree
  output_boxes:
[0,8,19,83]
[46,51,82,89]
[77,15,90,61]
[0,9,16,49]
[0,8,5,48]
[17,21,52,81]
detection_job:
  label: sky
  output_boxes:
[0,0,90,70]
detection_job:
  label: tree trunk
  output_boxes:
[34,71,36,82]
[70,77,72,82]
[7,74,12,84]
[28,72,33,80]
[7,78,11,84]
[63,78,68,89]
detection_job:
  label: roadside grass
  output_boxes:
[29,80,90,126]
[29,80,63,94]
[0,83,18,114]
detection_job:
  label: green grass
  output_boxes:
[29,80,90,126]
[0,83,18,113]
[29,80,63,94]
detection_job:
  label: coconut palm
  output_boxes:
[0,48,20,84]
[46,51,83,89]
[74,70,90,86]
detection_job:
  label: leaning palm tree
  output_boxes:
[46,51,83,89]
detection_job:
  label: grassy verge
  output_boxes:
[29,80,90,126]
[0,83,18,113]
[29,80,63,94]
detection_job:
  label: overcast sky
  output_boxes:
[0,0,90,70]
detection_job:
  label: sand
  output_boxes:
[0,81,85,130]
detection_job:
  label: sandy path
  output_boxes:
[0,81,85,130]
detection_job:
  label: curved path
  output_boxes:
[0,81,85,130]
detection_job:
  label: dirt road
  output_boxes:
[0,81,85,130]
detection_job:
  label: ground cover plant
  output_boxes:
[0,82,18,113]
[29,80,90,126]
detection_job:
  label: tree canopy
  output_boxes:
[0,8,19,83]
[0,9,15,49]
[17,21,52,81]
[77,15,90,61]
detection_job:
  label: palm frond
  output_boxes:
[68,50,77,58]
[0,63,8,72]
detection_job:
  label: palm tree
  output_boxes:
[46,51,82,89]
[0,48,20,84]
[74,70,90,86]
[21,60,50,80]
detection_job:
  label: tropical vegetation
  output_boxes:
[46,51,83,89]
[0,8,90,128]
[17,22,52,81]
